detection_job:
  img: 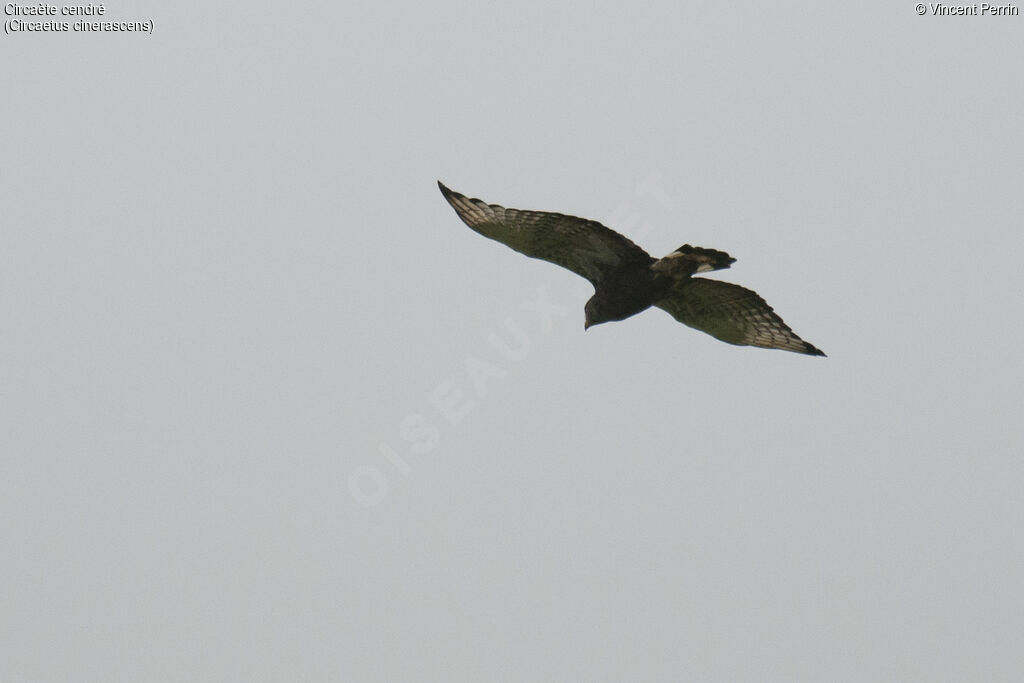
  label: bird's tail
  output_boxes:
[652,244,735,276]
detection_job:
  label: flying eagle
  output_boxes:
[438,182,825,356]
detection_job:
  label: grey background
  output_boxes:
[3,2,1023,681]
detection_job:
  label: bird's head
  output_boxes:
[584,296,608,331]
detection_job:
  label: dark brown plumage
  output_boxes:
[438,182,824,356]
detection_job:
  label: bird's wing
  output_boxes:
[655,278,825,356]
[439,182,652,285]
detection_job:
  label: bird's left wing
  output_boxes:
[438,182,652,285]
[655,278,825,356]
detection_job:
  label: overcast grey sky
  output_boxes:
[3,2,1023,681]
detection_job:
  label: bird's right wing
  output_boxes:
[439,182,652,285]
[655,277,825,356]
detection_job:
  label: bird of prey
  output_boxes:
[438,182,825,356]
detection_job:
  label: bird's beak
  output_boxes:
[584,320,590,331]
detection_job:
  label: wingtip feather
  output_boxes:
[804,342,827,357]
[438,181,463,207]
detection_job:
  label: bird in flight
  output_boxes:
[438,182,825,356]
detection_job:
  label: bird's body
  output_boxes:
[438,182,825,356]
[584,260,664,325]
